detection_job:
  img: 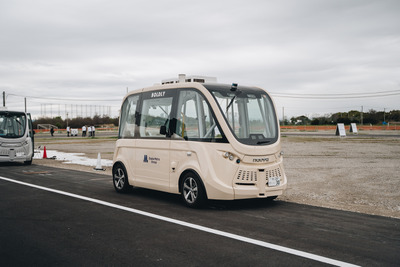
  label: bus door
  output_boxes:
[134,90,174,191]
[170,89,229,185]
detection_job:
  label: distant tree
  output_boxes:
[387,110,400,121]
[363,109,379,124]
[337,117,351,124]
[347,110,360,123]
[290,115,310,125]
[310,118,320,125]
[33,116,119,129]
[53,116,64,128]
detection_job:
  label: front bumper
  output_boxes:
[233,163,287,199]
[0,145,33,163]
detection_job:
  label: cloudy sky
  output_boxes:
[1,0,399,120]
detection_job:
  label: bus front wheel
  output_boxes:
[180,172,206,208]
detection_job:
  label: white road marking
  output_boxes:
[0,176,359,267]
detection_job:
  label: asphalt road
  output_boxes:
[0,163,399,266]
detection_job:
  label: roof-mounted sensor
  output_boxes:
[161,74,217,85]
[231,83,238,91]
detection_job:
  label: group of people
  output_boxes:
[81,125,96,137]
[64,126,96,137]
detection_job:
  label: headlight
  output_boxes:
[223,151,236,161]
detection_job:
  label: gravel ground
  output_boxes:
[33,131,400,219]
[280,134,400,219]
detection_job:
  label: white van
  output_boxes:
[0,110,34,165]
[112,77,287,207]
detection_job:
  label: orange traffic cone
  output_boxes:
[43,146,47,159]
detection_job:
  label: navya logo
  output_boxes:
[143,155,161,164]
[253,157,269,163]
[151,91,165,98]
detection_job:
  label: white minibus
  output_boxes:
[0,109,34,165]
[112,77,287,207]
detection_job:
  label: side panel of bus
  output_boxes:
[130,90,174,191]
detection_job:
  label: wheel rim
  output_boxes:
[114,167,125,189]
[183,177,198,204]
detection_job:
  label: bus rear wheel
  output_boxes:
[112,163,130,193]
[180,172,206,208]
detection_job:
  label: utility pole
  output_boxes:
[282,107,285,125]
[384,108,386,123]
[25,97,27,113]
[2,91,5,107]
[361,106,363,125]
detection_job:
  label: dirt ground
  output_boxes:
[33,131,400,219]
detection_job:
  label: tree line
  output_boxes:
[286,109,400,125]
[33,109,400,128]
[33,115,119,129]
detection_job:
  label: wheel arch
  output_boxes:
[112,160,125,173]
[178,169,208,199]
[112,160,132,193]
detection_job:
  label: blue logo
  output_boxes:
[143,155,148,163]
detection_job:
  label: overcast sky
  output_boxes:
[1,0,399,120]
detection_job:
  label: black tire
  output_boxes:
[112,163,131,193]
[180,172,207,208]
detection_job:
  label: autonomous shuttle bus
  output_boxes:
[0,110,34,165]
[112,76,287,207]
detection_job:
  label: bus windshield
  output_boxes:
[205,84,278,146]
[0,111,27,138]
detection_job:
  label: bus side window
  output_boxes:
[175,90,223,141]
[138,96,173,138]
[119,95,139,138]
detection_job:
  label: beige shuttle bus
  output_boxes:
[112,76,287,207]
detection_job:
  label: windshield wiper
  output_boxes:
[256,140,271,144]
[225,96,236,114]
[225,90,242,115]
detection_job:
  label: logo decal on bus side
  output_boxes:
[151,91,165,98]
[143,155,160,164]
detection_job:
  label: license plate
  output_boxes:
[268,176,280,187]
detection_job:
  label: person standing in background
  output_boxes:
[66,126,70,137]
[82,125,86,137]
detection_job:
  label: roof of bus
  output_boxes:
[125,82,267,96]
[0,110,27,115]
[125,81,210,96]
